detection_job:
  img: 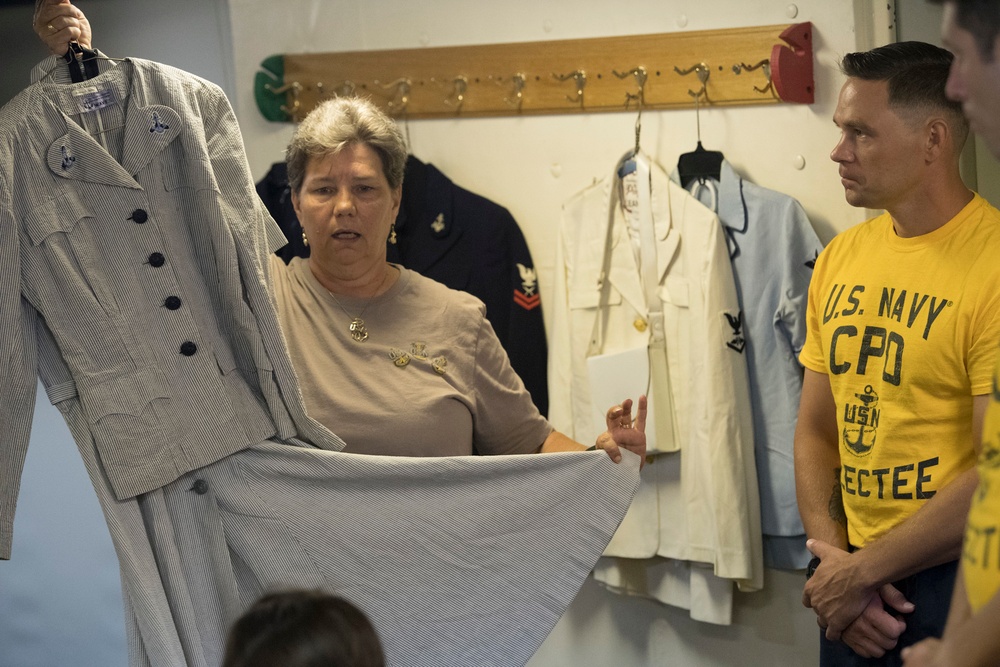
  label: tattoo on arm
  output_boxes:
[828,467,847,528]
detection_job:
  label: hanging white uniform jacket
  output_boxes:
[0,56,641,667]
[677,162,822,570]
[549,156,763,624]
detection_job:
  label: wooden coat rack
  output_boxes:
[255,22,813,122]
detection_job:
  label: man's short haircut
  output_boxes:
[931,0,1000,61]
[841,41,969,146]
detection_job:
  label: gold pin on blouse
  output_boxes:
[388,348,411,367]
[431,356,448,375]
[633,317,648,332]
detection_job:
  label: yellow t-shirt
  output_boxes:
[963,361,1000,612]
[800,194,1000,548]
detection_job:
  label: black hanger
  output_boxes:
[63,42,101,83]
[677,141,724,188]
[676,77,724,188]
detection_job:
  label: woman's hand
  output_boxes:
[595,395,648,467]
[33,0,92,55]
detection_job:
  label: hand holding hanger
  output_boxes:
[33,0,91,55]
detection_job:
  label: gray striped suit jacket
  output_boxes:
[0,56,344,560]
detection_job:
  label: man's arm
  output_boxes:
[804,394,987,638]
[794,369,904,653]
[794,369,849,548]
[901,562,1000,667]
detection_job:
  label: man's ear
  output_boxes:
[925,117,951,161]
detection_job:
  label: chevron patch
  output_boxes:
[514,289,540,310]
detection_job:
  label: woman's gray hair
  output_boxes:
[285,97,407,194]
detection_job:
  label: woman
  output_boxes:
[273,96,647,460]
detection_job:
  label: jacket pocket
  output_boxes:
[79,366,170,426]
[659,277,690,308]
[22,190,92,245]
[569,286,622,310]
[22,191,118,310]
[78,367,175,499]
[79,367,171,468]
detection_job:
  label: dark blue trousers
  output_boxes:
[819,559,958,666]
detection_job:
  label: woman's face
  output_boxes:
[292,142,401,281]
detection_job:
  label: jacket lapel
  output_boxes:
[46,119,139,189]
[604,176,647,316]
[120,104,183,177]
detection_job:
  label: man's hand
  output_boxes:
[803,538,915,640]
[901,638,948,666]
[839,590,907,658]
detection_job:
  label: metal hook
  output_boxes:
[732,58,773,94]
[443,76,468,110]
[317,80,357,100]
[675,64,711,142]
[552,69,587,106]
[613,66,647,153]
[375,77,412,114]
[502,72,527,110]
[674,62,710,102]
[264,80,302,117]
[613,66,648,109]
[335,80,357,97]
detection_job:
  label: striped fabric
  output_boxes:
[217,444,640,667]
[0,55,344,561]
[0,56,641,667]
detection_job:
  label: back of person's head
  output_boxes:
[285,96,407,195]
[841,41,969,147]
[222,589,386,667]
[932,0,1000,60]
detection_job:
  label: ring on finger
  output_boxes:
[47,24,56,32]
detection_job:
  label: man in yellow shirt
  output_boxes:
[902,2,1000,666]
[796,40,1000,665]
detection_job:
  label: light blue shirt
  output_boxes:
[675,161,822,569]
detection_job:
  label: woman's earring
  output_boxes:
[301,231,309,247]
[388,223,398,245]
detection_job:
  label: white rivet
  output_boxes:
[550,163,563,178]
[543,19,554,33]
[793,154,806,170]
[676,14,689,28]
[786,4,799,18]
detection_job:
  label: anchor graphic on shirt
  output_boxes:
[149,112,170,134]
[60,145,76,170]
[843,385,880,456]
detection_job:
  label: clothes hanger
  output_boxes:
[615,66,647,179]
[676,74,724,188]
[41,41,125,84]
[64,41,101,82]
